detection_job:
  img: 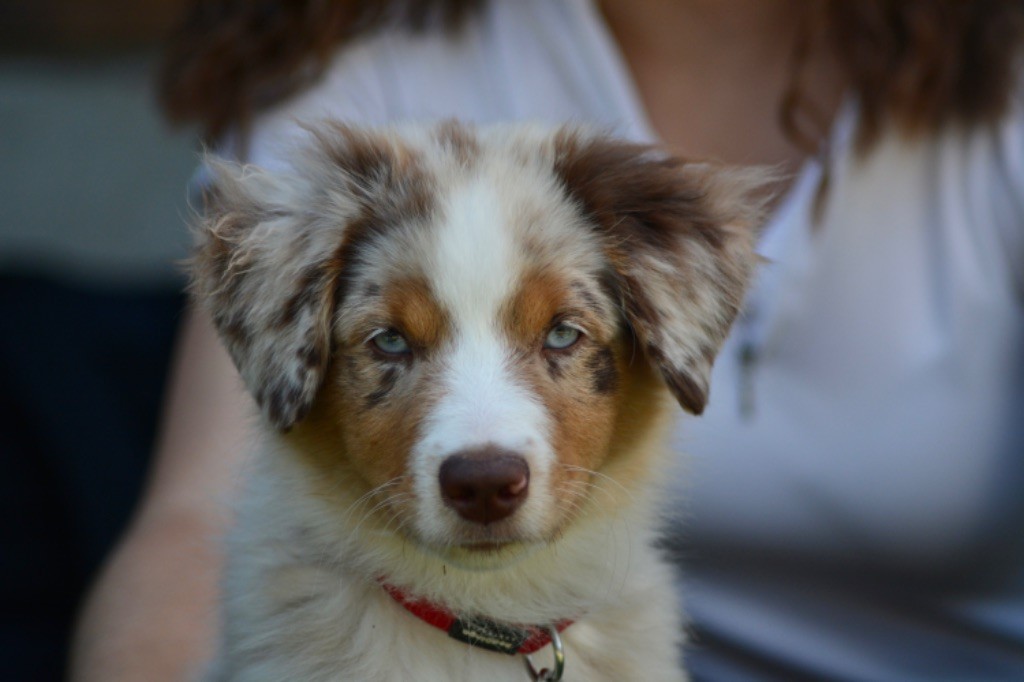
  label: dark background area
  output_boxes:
[1,2,196,679]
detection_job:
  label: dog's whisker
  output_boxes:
[337,481,414,551]
[338,477,406,524]
[560,464,634,502]
[553,478,635,600]
[355,491,413,536]
[375,497,416,537]
[557,478,620,511]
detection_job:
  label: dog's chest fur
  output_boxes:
[193,122,762,681]
[211,443,684,681]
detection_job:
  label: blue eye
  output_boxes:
[371,329,410,356]
[544,324,581,350]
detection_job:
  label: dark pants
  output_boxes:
[0,274,184,682]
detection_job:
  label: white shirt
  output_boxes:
[248,1,1024,678]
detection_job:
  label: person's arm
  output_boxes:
[70,307,252,682]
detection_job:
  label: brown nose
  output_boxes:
[438,448,530,525]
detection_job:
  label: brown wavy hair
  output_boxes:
[160,0,1024,148]
[159,0,482,140]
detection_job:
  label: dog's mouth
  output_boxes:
[411,524,545,569]
[459,541,515,553]
[435,539,539,570]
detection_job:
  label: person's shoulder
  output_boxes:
[317,0,597,120]
[247,0,616,165]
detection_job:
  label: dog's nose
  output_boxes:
[438,448,530,525]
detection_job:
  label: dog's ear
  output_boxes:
[189,158,340,430]
[190,126,429,429]
[554,130,767,415]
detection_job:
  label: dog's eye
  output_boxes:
[370,329,411,356]
[544,323,581,350]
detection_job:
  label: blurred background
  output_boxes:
[1,1,195,679]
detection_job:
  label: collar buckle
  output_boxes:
[523,625,565,681]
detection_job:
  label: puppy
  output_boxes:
[191,121,762,681]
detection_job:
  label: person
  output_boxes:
[70,1,1024,680]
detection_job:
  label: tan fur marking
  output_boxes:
[530,335,662,533]
[290,354,441,528]
[596,348,673,493]
[504,270,569,348]
[285,271,452,528]
[503,270,613,349]
[384,276,450,351]
[500,267,641,534]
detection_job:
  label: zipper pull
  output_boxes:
[739,341,758,420]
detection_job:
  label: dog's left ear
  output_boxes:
[189,158,341,430]
[554,131,767,414]
[190,125,427,429]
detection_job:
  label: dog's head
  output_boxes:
[192,122,763,567]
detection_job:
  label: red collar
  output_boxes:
[380,581,573,656]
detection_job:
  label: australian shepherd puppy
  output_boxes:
[191,121,763,681]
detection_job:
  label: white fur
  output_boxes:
[412,178,556,554]
[192,123,766,682]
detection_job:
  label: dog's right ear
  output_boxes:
[191,125,434,429]
[190,158,339,429]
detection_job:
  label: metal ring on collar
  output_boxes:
[523,626,564,681]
